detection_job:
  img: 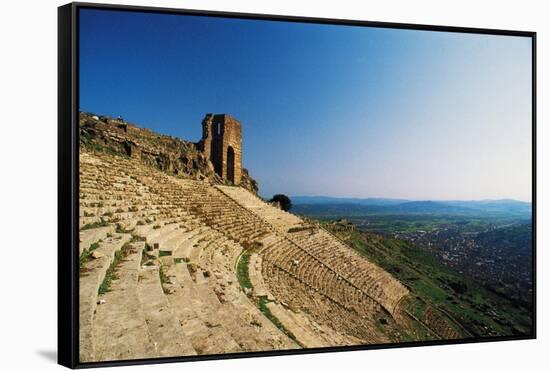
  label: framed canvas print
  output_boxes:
[58,2,536,368]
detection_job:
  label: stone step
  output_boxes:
[79,225,115,256]
[248,254,273,300]
[137,264,197,357]
[88,241,158,362]
[79,233,131,362]
[135,222,179,243]
[148,225,187,250]
[266,302,327,348]
[164,263,242,355]
[162,228,204,254]
[173,229,213,261]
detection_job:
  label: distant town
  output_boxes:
[391,222,532,306]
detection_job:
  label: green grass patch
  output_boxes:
[159,265,170,294]
[236,252,253,290]
[79,242,100,268]
[140,250,149,266]
[83,140,130,159]
[80,220,110,231]
[159,250,172,257]
[98,242,133,295]
[236,252,300,345]
[258,297,298,343]
[98,253,121,295]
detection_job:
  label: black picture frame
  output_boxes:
[58,2,537,369]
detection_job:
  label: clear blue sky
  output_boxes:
[80,9,532,201]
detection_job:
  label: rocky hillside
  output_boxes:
[79,112,259,194]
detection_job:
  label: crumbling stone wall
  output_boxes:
[79,111,256,193]
[79,112,219,182]
[199,114,242,185]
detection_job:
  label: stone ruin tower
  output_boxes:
[199,114,242,185]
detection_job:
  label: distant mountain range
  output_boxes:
[291,196,408,206]
[291,196,532,217]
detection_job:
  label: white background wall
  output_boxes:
[0,0,547,369]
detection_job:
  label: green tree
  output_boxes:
[270,194,292,211]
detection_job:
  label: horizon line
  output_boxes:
[285,195,532,203]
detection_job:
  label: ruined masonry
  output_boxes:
[199,114,242,185]
[78,112,258,193]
